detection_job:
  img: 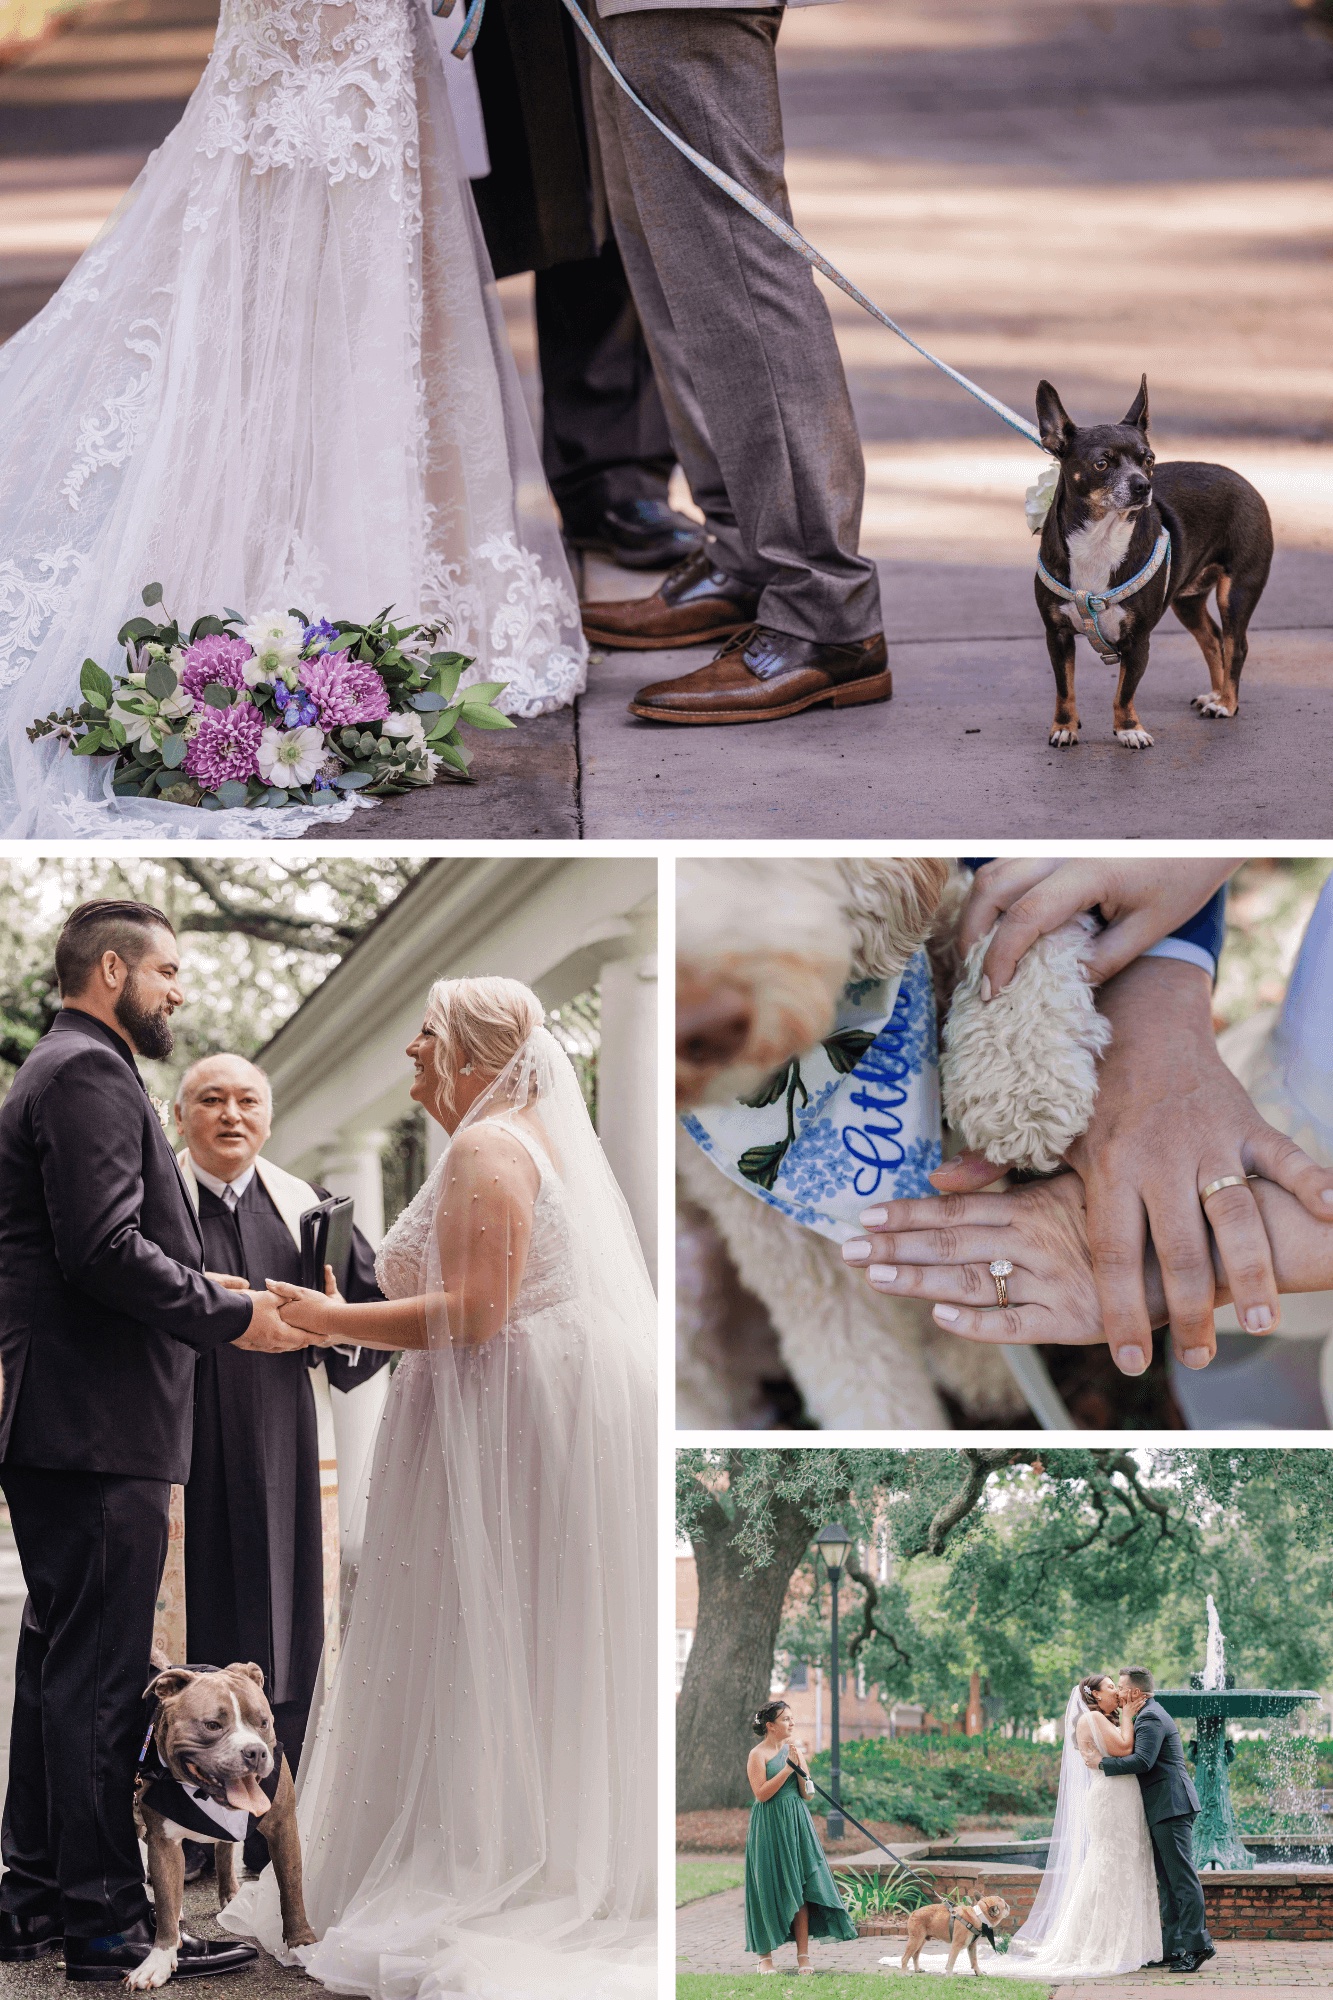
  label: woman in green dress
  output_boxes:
[744,1699,858,1972]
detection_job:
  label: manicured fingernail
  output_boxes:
[1321,1189,1333,1207]
[841,1239,871,1264]
[933,1304,960,1322]
[1245,1305,1273,1333]
[1116,1345,1146,1375]
[868,1264,898,1285]
[1181,1347,1212,1369]
[860,1207,888,1227]
[980,974,992,1003]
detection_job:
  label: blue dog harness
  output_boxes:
[1036,529,1172,663]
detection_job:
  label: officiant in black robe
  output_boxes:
[173,1056,391,1870]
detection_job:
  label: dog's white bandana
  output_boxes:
[681,949,942,1242]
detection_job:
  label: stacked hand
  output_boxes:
[229,1284,315,1354]
[265,1264,345,1344]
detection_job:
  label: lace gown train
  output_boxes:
[0,0,585,837]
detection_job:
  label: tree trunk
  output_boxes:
[676,1488,819,1811]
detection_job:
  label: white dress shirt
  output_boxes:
[190,1158,258,1203]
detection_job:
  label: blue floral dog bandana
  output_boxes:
[681,949,942,1243]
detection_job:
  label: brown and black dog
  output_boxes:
[1034,377,1272,750]
[131,1662,315,1989]
[900,1893,1012,1975]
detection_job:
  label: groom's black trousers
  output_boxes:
[0,1467,169,1939]
[1150,1812,1212,1959]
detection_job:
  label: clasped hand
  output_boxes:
[219,1264,346,1350]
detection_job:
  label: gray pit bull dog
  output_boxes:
[132,1662,316,1989]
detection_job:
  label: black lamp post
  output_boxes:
[814,1522,852,1843]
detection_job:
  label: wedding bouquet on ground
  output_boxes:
[27,586,513,811]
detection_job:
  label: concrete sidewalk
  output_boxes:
[676,1883,1333,1989]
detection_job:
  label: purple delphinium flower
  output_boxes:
[178,634,255,701]
[298,650,391,731]
[183,698,263,790]
[302,619,341,656]
[273,681,320,730]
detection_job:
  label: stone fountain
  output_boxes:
[1156,1595,1320,1870]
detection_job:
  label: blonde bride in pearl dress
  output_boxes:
[0,3,585,839]
[222,976,656,1999]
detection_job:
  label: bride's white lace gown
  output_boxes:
[222,1111,656,1999]
[1007,1711,1163,1979]
[0,0,586,837]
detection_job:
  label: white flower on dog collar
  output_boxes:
[1025,459,1060,535]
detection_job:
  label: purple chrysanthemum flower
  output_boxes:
[178,634,255,701]
[302,619,341,656]
[273,681,320,730]
[183,698,263,791]
[298,650,391,730]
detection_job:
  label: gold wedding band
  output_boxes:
[989,1258,1013,1308]
[1200,1173,1258,1205]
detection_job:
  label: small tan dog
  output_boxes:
[900,1893,1012,1975]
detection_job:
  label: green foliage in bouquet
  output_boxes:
[27,586,513,812]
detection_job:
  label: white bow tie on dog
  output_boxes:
[681,949,941,1243]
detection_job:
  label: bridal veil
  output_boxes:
[223,1026,656,1997]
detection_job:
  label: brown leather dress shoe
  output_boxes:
[581,547,760,650]
[629,625,890,724]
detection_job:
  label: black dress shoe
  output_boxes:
[64,1920,258,1982]
[565,497,705,571]
[181,1840,214,1885]
[1168,1951,1207,1973]
[0,1909,63,1960]
[173,1928,259,1979]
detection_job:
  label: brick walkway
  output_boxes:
[677,1884,1333,1993]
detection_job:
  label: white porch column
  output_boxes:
[318,1128,389,1246]
[597,914,658,1278]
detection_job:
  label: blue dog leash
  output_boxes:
[1036,528,1172,662]
[433,0,1047,452]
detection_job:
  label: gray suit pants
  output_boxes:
[588,7,882,642]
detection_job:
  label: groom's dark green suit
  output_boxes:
[1100,1697,1214,1962]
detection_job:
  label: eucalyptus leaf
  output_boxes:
[411,691,450,711]
[118,615,157,646]
[214,779,248,808]
[159,732,187,769]
[262,788,290,809]
[189,615,229,641]
[141,582,164,607]
[222,607,247,625]
[145,662,179,702]
[333,770,374,790]
[202,683,235,709]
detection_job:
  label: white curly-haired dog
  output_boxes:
[676,858,1111,1430]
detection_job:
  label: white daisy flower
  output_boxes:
[257,724,325,788]
[240,611,305,684]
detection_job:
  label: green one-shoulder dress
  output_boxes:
[744,1751,859,1955]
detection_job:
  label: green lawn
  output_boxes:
[678,1857,747,1906]
[677,1978,1051,2000]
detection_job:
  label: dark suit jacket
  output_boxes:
[1100,1697,1202,1824]
[0,1009,253,1480]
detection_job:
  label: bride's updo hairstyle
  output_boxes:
[752,1699,790,1738]
[1079,1674,1114,1710]
[422,975,545,1119]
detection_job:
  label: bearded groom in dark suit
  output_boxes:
[0,901,306,1982]
[1100,1666,1216,1973]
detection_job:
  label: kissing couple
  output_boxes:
[1002,1668,1215,1979]
[0,897,656,1998]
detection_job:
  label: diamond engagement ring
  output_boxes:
[989,1259,1014,1308]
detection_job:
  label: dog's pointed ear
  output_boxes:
[144,1667,197,1703]
[1122,374,1150,434]
[1035,380,1075,457]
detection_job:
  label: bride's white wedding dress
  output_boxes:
[1000,1691,1162,1980]
[0,0,585,838]
[222,1032,656,2000]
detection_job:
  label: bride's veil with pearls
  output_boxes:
[1015,1685,1095,1951]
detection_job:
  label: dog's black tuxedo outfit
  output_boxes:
[0,1009,253,1943]
[138,1675,283,1845]
[1101,1698,1214,1963]
[186,1173,385,1863]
